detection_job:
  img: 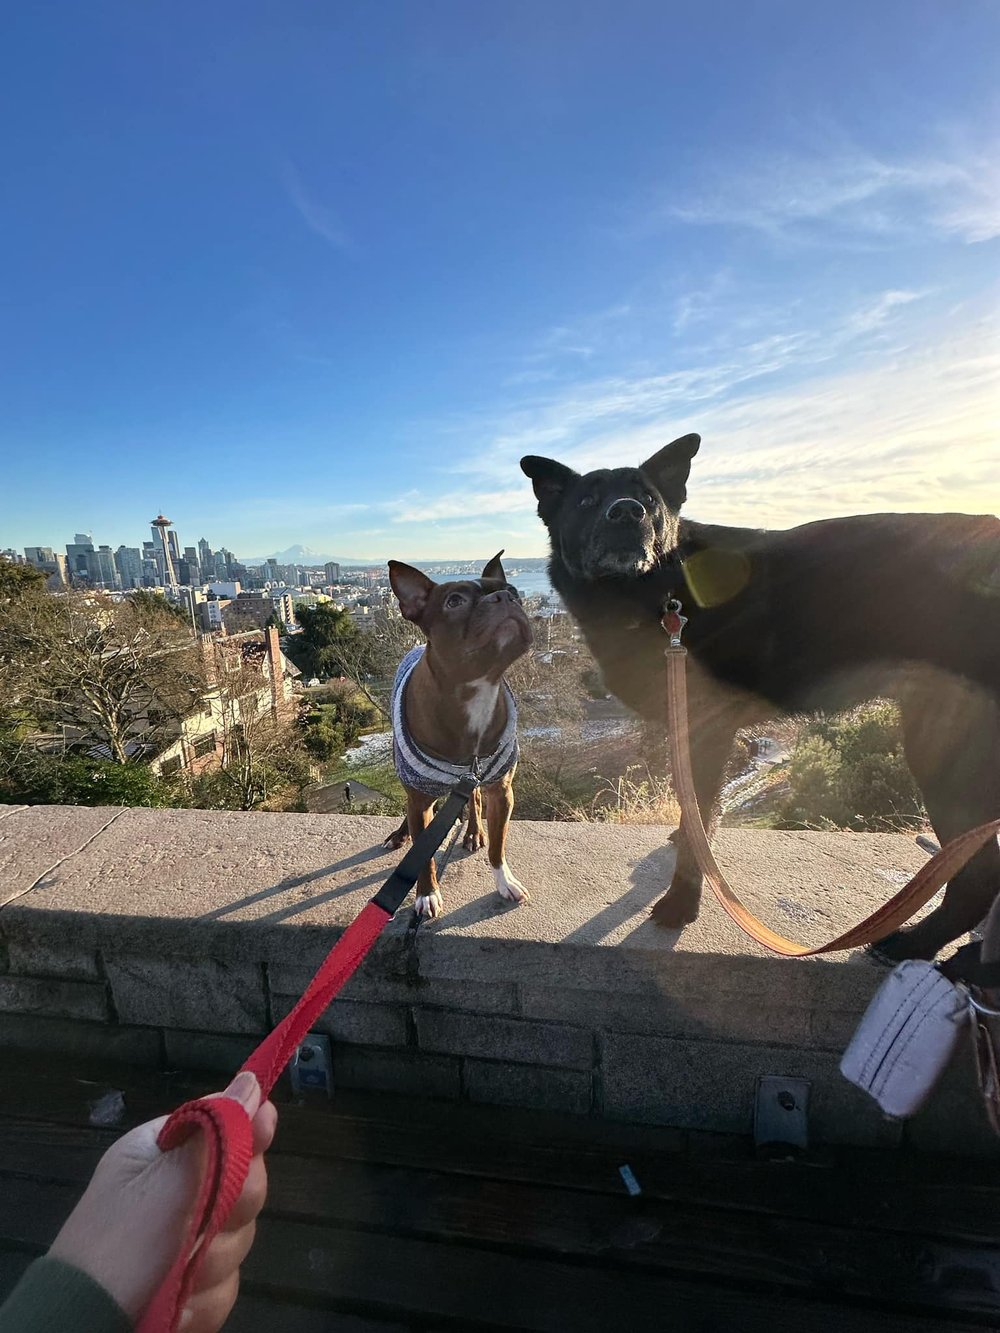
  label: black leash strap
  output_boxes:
[371,773,479,916]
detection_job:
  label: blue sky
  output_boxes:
[1,0,997,561]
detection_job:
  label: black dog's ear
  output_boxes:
[481,550,506,583]
[388,560,435,624]
[639,433,700,511]
[520,456,579,521]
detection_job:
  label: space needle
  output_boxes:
[150,514,179,589]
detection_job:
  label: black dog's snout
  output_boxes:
[605,496,646,525]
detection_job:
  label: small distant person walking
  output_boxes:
[344,781,353,806]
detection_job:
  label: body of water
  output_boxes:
[506,567,555,601]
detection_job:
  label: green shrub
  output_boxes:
[0,745,178,808]
[774,701,924,831]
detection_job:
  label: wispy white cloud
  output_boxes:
[376,293,997,549]
[845,288,927,335]
[682,332,999,526]
[514,303,634,377]
[281,160,353,252]
[673,270,732,332]
[220,277,995,558]
[653,137,1000,246]
[385,487,533,524]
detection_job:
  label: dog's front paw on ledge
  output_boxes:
[492,863,530,905]
[650,891,699,929]
[866,930,937,966]
[415,890,443,918]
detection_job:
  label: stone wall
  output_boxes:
[0,802,995,1155]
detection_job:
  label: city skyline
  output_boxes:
[6,517,549,585]
[1,4,996,557]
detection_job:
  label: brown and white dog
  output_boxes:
[383,553,533,918]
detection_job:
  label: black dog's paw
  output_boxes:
[650,892,699,929]
[866,931,937,967]
[865,942,900,969]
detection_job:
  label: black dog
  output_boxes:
[522,434,1000,961]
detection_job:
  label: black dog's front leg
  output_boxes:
[652,689,743,929]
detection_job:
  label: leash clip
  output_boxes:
[661,597,688,650]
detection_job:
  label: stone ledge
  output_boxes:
[0,975,109,1023]
[0,802,991,1154]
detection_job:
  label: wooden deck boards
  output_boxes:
[0,1054,997,1330]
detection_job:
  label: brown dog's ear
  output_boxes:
[520,456,578,521]
[639,433,700,511]
[481,550,506,583]
[388,560,435,623]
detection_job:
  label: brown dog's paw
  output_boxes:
[492,863,530,905]
[463,830,486,852]
[383,830,410,851]
[650,891,699,929]
[415,890,443,918]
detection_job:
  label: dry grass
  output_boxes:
[572,764,681,826]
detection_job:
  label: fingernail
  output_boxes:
[224,1070,259,1108]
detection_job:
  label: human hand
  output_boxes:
[49,1071,277,1332]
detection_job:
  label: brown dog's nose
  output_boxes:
[605,497,646,524]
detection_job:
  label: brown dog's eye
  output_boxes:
[445,592,465,609]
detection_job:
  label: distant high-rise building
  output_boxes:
[150,516,178,590]
[115,546,144,589]
[95,545,119,589]
[66,533,98,584]
[217,547,237,579]
[167,529,181,563]
[182,546,201,584]
[271,591,297,628]
[324,561,341,584]
[197,537,212,570]
[24,547,68,585]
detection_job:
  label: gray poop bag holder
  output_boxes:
[840,947,1000,1129]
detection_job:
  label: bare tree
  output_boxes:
[325,609,422,720]
[1,587,203,763]
[506,612,590,731]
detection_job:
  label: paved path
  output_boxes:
[305,779,387,813]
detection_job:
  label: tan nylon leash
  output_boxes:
[661,602,1000,957]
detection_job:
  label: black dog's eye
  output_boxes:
[445,592,465,609]
[644,492,655,505]
[579,494,597,509]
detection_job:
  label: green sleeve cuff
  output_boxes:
[0,1256,131,1333]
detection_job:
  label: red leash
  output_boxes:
[137,777,477,1333]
